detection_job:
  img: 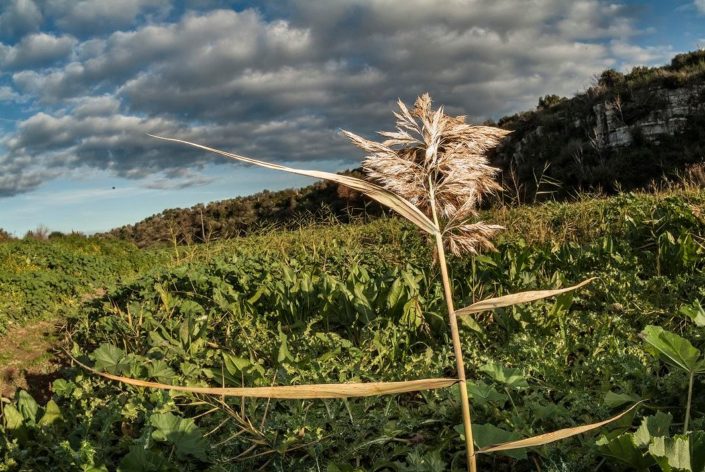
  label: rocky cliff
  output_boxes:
[591,84,704,148]
[495,52,705,197]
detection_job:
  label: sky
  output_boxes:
[0,0,704,236]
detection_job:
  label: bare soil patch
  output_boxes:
[0,319,64,402]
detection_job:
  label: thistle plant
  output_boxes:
[78,94,639,471]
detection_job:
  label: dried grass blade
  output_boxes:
[148,135,438,234]
[73,356,456,399]
[476,401,642,454]
[456,278,596,317]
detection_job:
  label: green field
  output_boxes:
[2,189,705,471]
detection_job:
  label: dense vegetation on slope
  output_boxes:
[2,188,705,470]
[0,234,163,333]
[99,50,705,248]
[104,170,385,247]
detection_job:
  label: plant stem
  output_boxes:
[434,230,476,472]
[684,371,694,433]
[427,182,476,471]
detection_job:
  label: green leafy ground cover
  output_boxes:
[0,235,163,333]
[2,189,705,470]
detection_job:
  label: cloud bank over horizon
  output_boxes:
[0,0,693,199]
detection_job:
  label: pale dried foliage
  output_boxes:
[342,93,510,255]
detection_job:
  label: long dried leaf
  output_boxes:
[477,402,643,454]
[456,278,596,317]
[148,135,438,235]
[73,357,456,399]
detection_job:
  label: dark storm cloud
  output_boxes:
[0,0,676,197]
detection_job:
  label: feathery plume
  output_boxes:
[342,93,510,255]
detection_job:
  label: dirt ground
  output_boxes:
[0,319,64,402]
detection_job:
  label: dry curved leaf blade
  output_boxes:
[148,135,438,235]
[456,277,596,317]
[476,401,643,454]
[73,356,456,399]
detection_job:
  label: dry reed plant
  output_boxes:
[78,94,637,471]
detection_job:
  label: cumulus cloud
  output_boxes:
[43,0,171,36]
[0,0,680,197]
[0,0,42,40]
[0,32,76,69]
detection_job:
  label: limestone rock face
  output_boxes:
[591,85,704,148]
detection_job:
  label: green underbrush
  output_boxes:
[2,189,705,470]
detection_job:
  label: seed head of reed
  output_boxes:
[342,93,510,255]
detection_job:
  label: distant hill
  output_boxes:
[105,170,387,247]
[107,50,705,246]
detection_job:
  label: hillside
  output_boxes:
[100,50,705,247]
[3,187,705,470]
[105,169,386,247]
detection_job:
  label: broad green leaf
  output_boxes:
[605,391,641,409]
[480,362,529,389]
[2,404,24,430]
[92,343,130,374]
[147,360,177,383]
[385,278,404,312]
[464,423,526,460]
[150,412,208,461]
[529,402,570,422]
[118,446,167,472]
[17,390,38,423]
[680,301,705,327]
[690,432,705,472]
[400,298,423,328]
[52,379,75,397]
[222,353,251,374]
[634,412,673,448]
[467,381,507,406]
[641,325,701,373]
[459,314,484,334]
[697,359,705,375]
[649,435,692,471]
[38,400,62,427]
[403,449,446,472]
[596,433,652,469]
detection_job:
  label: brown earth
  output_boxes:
[0,319,64,402]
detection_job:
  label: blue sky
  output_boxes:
[0,0,703,236]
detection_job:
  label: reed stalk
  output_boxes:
[430,185,476,472]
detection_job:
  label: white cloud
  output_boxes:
[0,0,42,39]
[70,95,121,117]
[0,32,76,69]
